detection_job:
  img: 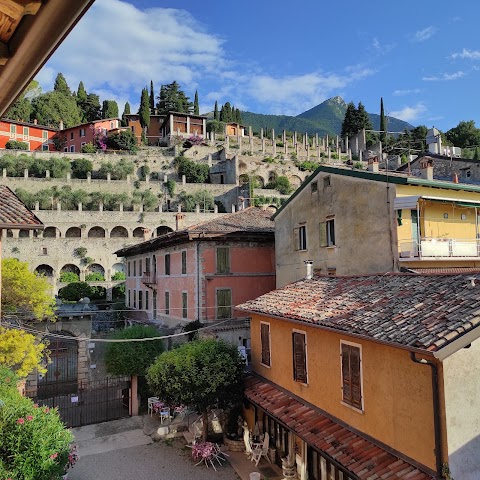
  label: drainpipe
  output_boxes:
[410,352,443,479]
[197,242,201,321]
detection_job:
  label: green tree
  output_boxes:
[446,120,480,148]
[214,100,219,121]
[380,97,387,143]
[235,108,242,124]
[102,100,119,119]
[138,87,151,135]
[121,101,131,127]
[5,140,28,150]
[174,156,210,183]
[107,130,138,152]
[355,102,373,133]
[2,258,55,320]
[59,271,79,283]
[106,325,164,376]
[194,90,199,115]
[157,81,192,115]
[112,271,126,281]
[58,282,92,301]
[83,93,101,122]
[178,190,214,212]
[220,102,233,122]
[6,97,31,122]
[71,157,93,178]
[53,72,71,96]
[85,272,105,281]
[147,339,244,441]
[341,102,358,138]
[206,120,225,134]
[31,91,81,128]
[76,81,87,103]
[149,80,155,114]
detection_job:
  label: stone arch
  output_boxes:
[110,226,129,238]
[66,227,81,238]
[112,262,125,274]
[266,205,278,212]
[86,263,105,276]
[19,230,29,238]
[155,225,173,237]
[6,229,13,238]
[60,264,80,276]
[268,171,277,183]
[88,226,105,238]
[133,227,145,238]
[44,226,60,238]
[254,175,265,188]
[289,175,303,188]
[239,174,249,185]
[35,264,54,277]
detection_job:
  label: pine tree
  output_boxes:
[102,100,119,119]
[235,108,242,124]
[121,102,131,127]
[194,90,199,115]
[53,73,71,96]
[380,97,387,143]
[77,81,87,103]
[220,102,232,122]
[83,93,101,122]
[138,87,151,137]
[341,102,357,138]
[149,80,155,115]
[355,102,373,134]
[214,101,219,121]
[156,81,192,115]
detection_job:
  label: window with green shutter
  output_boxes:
[216,247,230,274]
[138,290,143,310]
[261,322,271,367]
[292,331,307,383]
[341,342,363,410]
[165,254,170,275]
[216,289,232,319]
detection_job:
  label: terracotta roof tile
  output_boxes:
[0,186,43,229]
[238,273,480,352]
[245,376,432,480]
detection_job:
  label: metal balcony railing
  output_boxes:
[399,238,480,259]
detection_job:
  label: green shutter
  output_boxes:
[261,323,271,366]
[319,222,327,247]
[292,332,307,383]
[216,247,230,274]
[216,289,232,319]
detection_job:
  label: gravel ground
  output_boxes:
[68,438,241,480]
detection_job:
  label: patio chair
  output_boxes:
[159,407,172,424]
[251,432,271,467]
[147,397,159,416]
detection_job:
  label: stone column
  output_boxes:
[66,172,71,182]
[120,202,124,212]
[186,116,191,134]
[195,204,200,214]
[78,202,82,212]
[260,128,263,140]
[214,204,218,213]
[345,136,349,152]
[315,133,319,148]
[336,135,339,151]
[106,287,113,302]
[306,140,310,157]
[24,169,28,179]
[99,202,103,212]
[56,202,61,211]
[231,204,236,213]
[272,129,276,157]
[35,201,39,211]
[293,131,297,148]
[87,172,91,183]
[208,153,212,166]
[145,174,150,184]
[2,168,6,178]
[107,172,111,182]
[261,138,265,154]
[45,169,50,179]
[225,134,230,154]
[348,149,352,161]
[249,135,254,154]
[182,174,186,185]
[238,136,242,152]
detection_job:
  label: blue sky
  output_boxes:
[36,0,480,131]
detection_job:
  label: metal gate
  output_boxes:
[29,376,131,428]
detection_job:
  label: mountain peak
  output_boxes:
[328,96,346,106]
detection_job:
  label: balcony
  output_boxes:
[399,238,480,259]
[141,271,157,290]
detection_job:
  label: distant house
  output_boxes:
[159,112,207,142]
[239,272,480,480]
[115,207,276,345]
[0,119,57,151]
[225,122,246,137]
[61,118,120,153]
[125,113,165,146]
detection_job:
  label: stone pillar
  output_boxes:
[195,204,200,214]
[24,169,28,179]
[87,172,91,183]
[177,204,182,213]
[78,202,82,212]
[208,153,213,166]
[99,202,103,212]
[359,150,363,161]
[186,116,191,134]
[56,201,61,211]
[293,131,297,148]
[2,168,6,178]
[225,134,230,154]
[163,174,168,183]
[261,138,265,154]
[345,136,349,152]
[272,128,276,156]
[45,169,50,179]
[231,204,236,213]
[139,203,144,213]
[306,140,310,157]
[348,149,352,161]
[260,128,263,140]
[35,201,39,211]
[249,135,254,153]
[107,172,111,182]
[106,287,113,302]
[336,135,339,150]
[119,202,123,212]
[315,133,319,147]
[214,204,218,214]
[182,174,186,185]
[248,126,252,138]
[66,172,71,182]
[326,135,329,149]
[327,148,331,161]
[145,174,149,184]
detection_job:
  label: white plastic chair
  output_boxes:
[147,397,159,416]
[159,407,172,424]
[251,432,271,466]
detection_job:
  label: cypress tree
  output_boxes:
[214,101,219,121]
[121,102,131,127]
[149,80,155,114]
[355,102,373,133]
[138,87,151,131]
[380,97,387,143]
[194,90,199,115]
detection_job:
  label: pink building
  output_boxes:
[61,118,120,153]
[115,208,275,330]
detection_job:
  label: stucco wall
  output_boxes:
[250,314,436,471]
[274,172,398,287]
[443,338,480,480]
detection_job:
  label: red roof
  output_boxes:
[245,376,433,480]
[0,186,43,229]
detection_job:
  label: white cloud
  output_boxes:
[372,37,395,55]
[393,88,422,96]
[412,26,436,42]
[422,71,465,81]
[449,48,480,60]
[390,103,427,122]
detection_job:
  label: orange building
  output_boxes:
[61,118,120,153]
[124,113,165,145]
[225,122,246,137]
[159,111,207,142]
[238,273,480,480]
[115,208,275,341]
[0,119,57,151]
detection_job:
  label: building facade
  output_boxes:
[239,273,480,480]
[159,112,207,141]
[61,118,120,153]
[0,119,57,151]
[125,113,165,145]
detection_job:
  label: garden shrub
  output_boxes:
[5,140,28,150]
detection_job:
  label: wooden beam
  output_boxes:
[0,40,9,64]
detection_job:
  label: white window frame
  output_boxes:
[340,339,364,413]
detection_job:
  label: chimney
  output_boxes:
[59,119,64,131]
[453,172,459,184]
[467,277,476,289]
[420,159,434,180]
[367,157,379,173]
[304,260,313,280]
[175,213,185,231]
[33,119,37,125]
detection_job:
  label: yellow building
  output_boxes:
[238,273,480,480]
[274,163,480,287]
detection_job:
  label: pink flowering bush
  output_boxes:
[0,366,73,479]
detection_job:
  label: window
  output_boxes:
[165,254,170,275]
[293,225,307,251]
[216,289,232,319]
[70,132,74,140]
[10,124,15,136]
[42,247,48,255]
[311,181,318,193]
[182,292,188,318]
[165,291,170,315]
[145,257,151,275]
[110,122,114,129]
[139,259,142,276]
[466,169,471,178]
[81,142,86,148]
[260,322,271,367]
[181,251,187,275]
[320,219,335,247]
[128,261,131,276]
[42,130,48,140]
[128,290,131,307]
[138,290,143,310]
[341,341,363,410]
[42,144,49,151]
[153,255,157,274]
[133,260,136,277]
[323,176,331,187]
[80,128,86,137]
[69,145,75,152]
[292,331,307,383]
[23,127,29,137]
[133,290,137,308]
[216,247,230,274]
[145,290,149,310]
